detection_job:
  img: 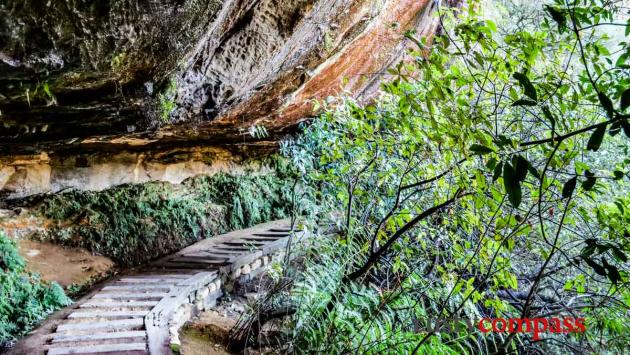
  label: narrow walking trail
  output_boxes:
[13,219,303,355]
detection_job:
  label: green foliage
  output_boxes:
[0,231,71,348]
[186,173,292,230]
[279,0,630,353]
[286,237,470,354]
[0,236,25,272]
[39,181,225,266]
[157,78,178,122]
[37,167,293,266]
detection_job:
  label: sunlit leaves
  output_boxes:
[283,1,630,353]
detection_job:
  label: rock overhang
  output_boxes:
[0,0,442,197]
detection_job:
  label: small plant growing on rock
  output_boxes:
[157,78,178,122]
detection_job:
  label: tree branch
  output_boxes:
[343,189,469,283]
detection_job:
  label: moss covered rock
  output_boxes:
[35,171,293,266]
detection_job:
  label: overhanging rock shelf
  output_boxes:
[13,219,304,355]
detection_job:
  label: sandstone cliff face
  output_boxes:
[0,0,441,198]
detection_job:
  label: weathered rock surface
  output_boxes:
[0,144,272,199]
[1,0,442,196]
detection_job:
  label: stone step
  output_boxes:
[68,311,149,319]
[159,262,216,270]
[80,301,159,309]
[122,274,191,279]
[55,318,145,333]
[92,292,169,299]
[116,278,182,283]
[223,242,266,249]
[255,231,290,236]
[178,253,231,260]
[241,236,281,241]
[13,219,302,355]
[47,342,147,355]
[168,257,229,265]
[205,249,243,255]
[213,244,252,250]
[102,285,172,291]
[51,331,147,344]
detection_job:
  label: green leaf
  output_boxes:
[622,119,630,138]
[486,157,498,170]
[562,176,577,198]
[470,144,494,155]
[542,106,556,128]
[581,244,597,258]
[616,53,629,68]
[513,72,537,101]
[586,124,607,151]
[493,161,503,182]
[610,120,622,136]
[503,162,522,208]
[512,99,537,107]
[602,258,621,284]
[583,257,607,276]
[615,201,626,214]
[495,135,512,147]
[512,155,528,181]
[544,5,566,30]
[613,170,624,180]
[611,246,628,262]
[597,92,614,118]
[582,173,596,191]
[43,83,52,98]
[621,88,630,111]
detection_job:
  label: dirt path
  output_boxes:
[18,239,115,287]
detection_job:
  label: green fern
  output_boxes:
[0,231,71,347]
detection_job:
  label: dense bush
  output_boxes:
[254,0,630,354]
[37,168,294,266]
[0,231,71,349]
[185,172,293,230]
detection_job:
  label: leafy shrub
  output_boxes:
[36,167,294,266]
[273,0,630,353]
[186,172,293,230]
[0,231,71,349]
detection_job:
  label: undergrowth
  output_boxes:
[36,168,293,266]
[185,173,293,230]
[0,231,71,349]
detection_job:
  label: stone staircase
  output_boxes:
[12,219,303,355]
